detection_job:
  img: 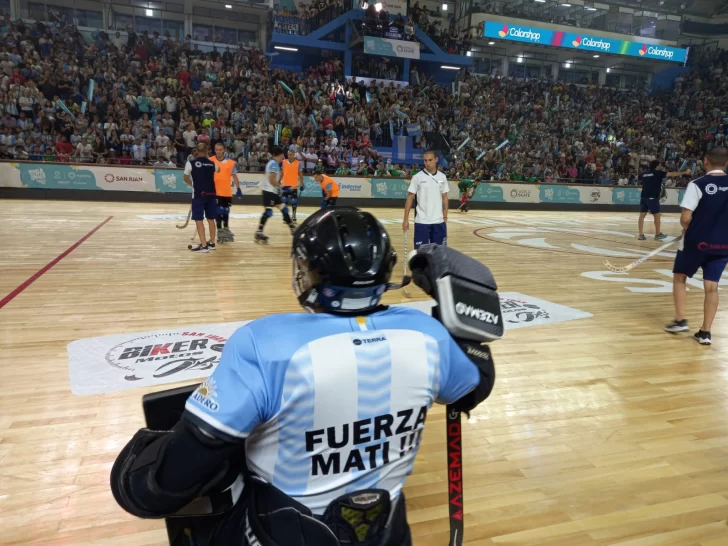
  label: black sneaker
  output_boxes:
[189,244,209,253]
[693,330,712,345]
[655,233,668,241]
[208,241,216,251]
[664,319,689,333]
[638,234,647,241]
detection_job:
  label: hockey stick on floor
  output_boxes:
[177,187,193,229]
[446,405,464,546]
[403,232,412,298]
[603,234,682,273]
[176,207,191,230]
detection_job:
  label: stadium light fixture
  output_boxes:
[560,3,572,6]
[146,9,154,16]
[441,65,461,70]
[375,2,382,11]
[565,62,571,68]
[593,54,599,58]
[466,51,472,56]
[274,46,298,51]
[517,55,523,63]
[606,68,611,72]
[442,4,448,11]
[225,4,232,7]
[488,41,495,45]
[535,0,546,3]
[586,7,597,10]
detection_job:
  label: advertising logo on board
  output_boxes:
[579,36,611,51]
[103,173,144,183]
[645,45,674,59]
[499,24,541,41]
[104,331,227,381]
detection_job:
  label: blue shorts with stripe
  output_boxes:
[414,222,447,249]
[673,250,728,282]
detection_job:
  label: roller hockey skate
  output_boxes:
[217,227,235,243]
[254,230,269,244]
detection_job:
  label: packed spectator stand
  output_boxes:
[0,10,727,187]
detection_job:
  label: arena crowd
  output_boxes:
[0,11,727,187]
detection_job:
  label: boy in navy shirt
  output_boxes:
[665,147,728,344]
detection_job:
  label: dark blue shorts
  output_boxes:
[281,187,298,199]
[640,197,660,215]
[414,222,447,249]
[673,250,728,282]
[191,195,218,221]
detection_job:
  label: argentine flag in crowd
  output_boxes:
[407,122,422,136]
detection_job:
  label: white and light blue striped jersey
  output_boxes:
[184,306,480,515]
[263,159,281,194]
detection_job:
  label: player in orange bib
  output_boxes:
[313,172,339,208]
[281,150,304,223]
[210,142,242,243]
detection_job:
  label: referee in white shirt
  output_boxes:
[402,150,449,248]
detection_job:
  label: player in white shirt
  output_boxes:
[255,146,296,244]
[402,150,449,249]
[111,207,500,546]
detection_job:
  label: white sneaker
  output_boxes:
[664,319,689,333]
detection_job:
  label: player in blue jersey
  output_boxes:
[665,146,728,345]
[255,146,295,244]
[111,207,501,546]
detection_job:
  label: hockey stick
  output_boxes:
[446,405,463,546]
[403,232,412,298]
[603,234,682,273]
[177,187,193,229]
[176,208,191,229]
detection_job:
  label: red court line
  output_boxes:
[0,216,113,310]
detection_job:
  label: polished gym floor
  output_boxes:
[1,200,727,545]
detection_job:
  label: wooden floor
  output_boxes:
[1,200,728,546]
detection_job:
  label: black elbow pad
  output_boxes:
[450,340,496,415]
[110,423,233,519]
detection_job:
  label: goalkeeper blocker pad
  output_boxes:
[435,274,504,342]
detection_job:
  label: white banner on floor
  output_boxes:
[67,293,591,395]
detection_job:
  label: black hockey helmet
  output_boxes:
[292,207,399,313]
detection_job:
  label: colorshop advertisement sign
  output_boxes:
[482,21,687,63]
